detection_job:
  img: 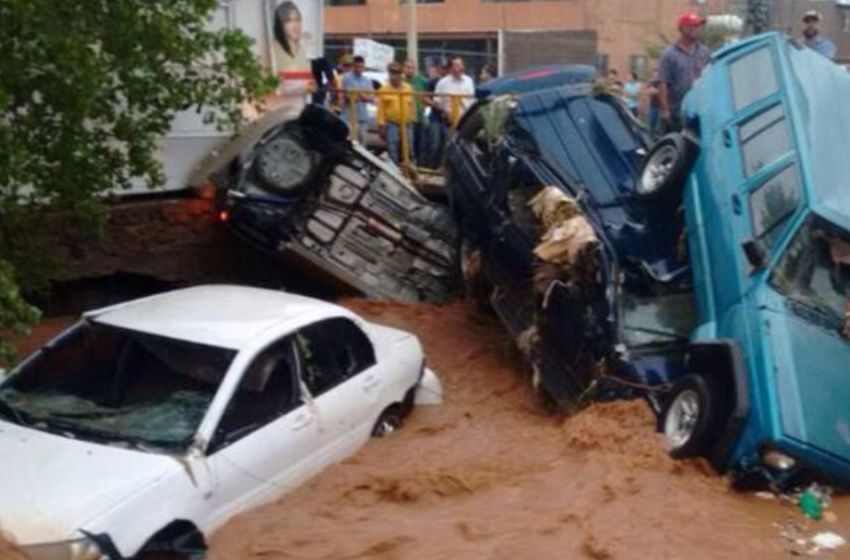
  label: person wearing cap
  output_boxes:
[377,62,417,164]
[657,13,711,133]
[341,55,374,145]
[801,10,837,61]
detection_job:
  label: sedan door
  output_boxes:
[205,337,323,526]
[292,317,383,468]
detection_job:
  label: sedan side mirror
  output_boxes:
[743,239,768,272]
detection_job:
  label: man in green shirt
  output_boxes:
[404,59,428,165]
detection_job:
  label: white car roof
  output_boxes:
[85,285,346,350]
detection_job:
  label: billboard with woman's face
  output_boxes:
[267,0,321,95]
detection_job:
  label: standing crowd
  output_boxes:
[609,10,838,139]
[315,54,487,168]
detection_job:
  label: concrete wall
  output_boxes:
[326,0,728,75]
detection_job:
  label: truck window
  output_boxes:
[729,47,779,112]
[748,165,800,249]
[739,105,791,178]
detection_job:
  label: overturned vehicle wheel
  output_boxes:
[636,133,695,200]
[254,133,319,196]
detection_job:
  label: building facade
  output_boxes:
[325,0,729,77]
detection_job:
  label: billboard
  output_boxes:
[266,0,323,102]
[353,38,396,72]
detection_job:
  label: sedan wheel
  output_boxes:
[372,407,404,438]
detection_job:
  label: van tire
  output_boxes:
[662,374,727,459]
[636,133,694,200]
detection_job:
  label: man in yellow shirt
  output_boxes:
[377,62,417,164]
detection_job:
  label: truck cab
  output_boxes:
[670,32,850,488]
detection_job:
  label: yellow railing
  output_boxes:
[337,88,476,167]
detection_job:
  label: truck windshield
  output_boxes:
[770,216,850,325]
[0,321,236,453]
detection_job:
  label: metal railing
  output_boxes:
[335,87,477,167]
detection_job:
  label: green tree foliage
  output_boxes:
[0,0,277,363]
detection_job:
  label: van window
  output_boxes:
[739,105,791,178]
[730,47,779,111]
[749,165,800,249]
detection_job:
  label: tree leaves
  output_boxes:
[0,0,278,362]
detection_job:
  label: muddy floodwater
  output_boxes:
[3,301,850,560]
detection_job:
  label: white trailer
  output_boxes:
[130,0,323,195]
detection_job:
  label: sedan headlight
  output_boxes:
[21,537,101,560]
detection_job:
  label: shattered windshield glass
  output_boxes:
[770,216,850,326]
[0,321,236,452]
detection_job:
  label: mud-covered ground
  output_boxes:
[3,301,849,560]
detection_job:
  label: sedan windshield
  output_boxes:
[770,216,850,326]
[0,321,235,452]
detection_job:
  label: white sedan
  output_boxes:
[0,286,441,560]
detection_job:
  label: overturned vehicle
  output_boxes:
[219,106,457,303]
[447,34,850,489]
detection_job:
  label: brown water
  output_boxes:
[2,301,849,560]
[210,300,850,560]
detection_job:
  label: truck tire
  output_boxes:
[662,373,728,459]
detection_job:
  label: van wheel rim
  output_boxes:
[665,389,700,449]
[641,145,677,193]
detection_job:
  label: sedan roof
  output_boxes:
[86,285,344,350]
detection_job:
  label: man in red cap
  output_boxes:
[657,13,711,132]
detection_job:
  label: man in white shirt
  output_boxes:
[435,56,475,127]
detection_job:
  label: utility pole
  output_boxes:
[406,0,419,66]
[746,0,772,34]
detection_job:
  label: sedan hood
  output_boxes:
[0,421,178,546]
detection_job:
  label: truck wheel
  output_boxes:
[636,133,694,200]
[662,374,726,459]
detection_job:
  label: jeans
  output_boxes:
[386,123,415,164]
[421,119,448,169]
[342,111,368,145]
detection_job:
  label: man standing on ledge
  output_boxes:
[801,10,837,61]
[658,13,711,133]
[435,56,475,128]
[377,62,417,165]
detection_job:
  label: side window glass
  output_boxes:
[748,165,801,249]
[729,47,779,111]
[738,105,791,178]
[211,338,299,452]
[295,318,376,397]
